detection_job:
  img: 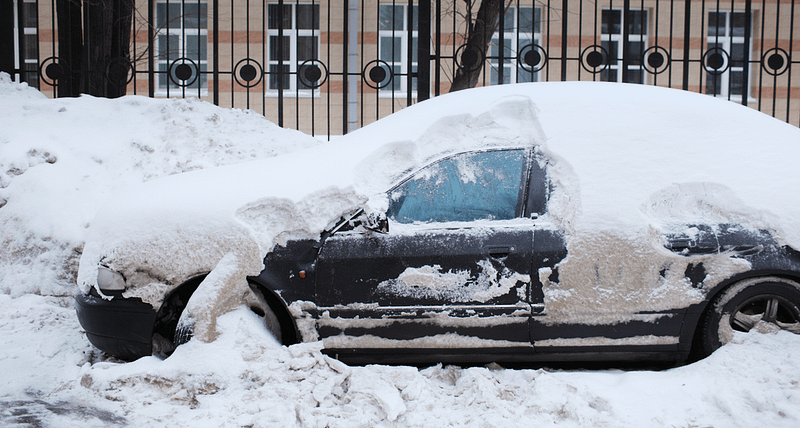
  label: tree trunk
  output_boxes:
[449,0,509,92]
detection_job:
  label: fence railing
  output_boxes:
[9,0,800,134]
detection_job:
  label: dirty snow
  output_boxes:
[2,74,800,426]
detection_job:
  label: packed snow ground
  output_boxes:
[1,73,800,427]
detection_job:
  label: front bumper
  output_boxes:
[75,291,158,361]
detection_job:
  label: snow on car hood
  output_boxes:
[79,82,800,314]
[77,94,543,302]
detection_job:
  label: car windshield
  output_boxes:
[387,149,525,224]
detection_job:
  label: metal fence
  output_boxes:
[8,0,800,134]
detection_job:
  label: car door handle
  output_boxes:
[488,246,515,259]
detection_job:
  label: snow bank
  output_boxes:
[0,72,319,297]
[57,307,800,427]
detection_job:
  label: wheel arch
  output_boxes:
[152,273,300,354]
[685,270,800,360]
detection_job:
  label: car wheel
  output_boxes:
[172,281,283,347]
[697,277,800,357]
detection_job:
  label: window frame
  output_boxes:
[266,2,321,97]
[705,10,752,101]
[600,8,648,84]
[12,0,39,88]
[154,1,209,95]
[378,3,419,97]
[490,6,542,85]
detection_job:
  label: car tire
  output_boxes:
[696,276,800,358]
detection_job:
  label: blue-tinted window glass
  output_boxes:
[388,150,524,224]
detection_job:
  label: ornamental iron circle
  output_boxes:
[106,57,134,87]
[518,44,548,73]
[702,47,730,75]
[39,57,67,86]
[298,59,328,89]
[643,46,670,75]
[362,59,394,90]
[762,48,790,76]
[233,58,264,88]
[455,44,485,72]
[580,45,609,73]
[168,58,199,87]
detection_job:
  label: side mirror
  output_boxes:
[363,211,389,233]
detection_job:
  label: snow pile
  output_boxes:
[0,72,319,297]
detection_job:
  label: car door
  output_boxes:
[315,148,537,349]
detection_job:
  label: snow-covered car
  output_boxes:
[75,82,800,364]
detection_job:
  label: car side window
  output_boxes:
[387,149,525,224]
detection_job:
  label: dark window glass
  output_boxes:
[297,4,320,30]
[706,73,722,95]
[22,2,38,27]
[626,10,646,35]
[730,70,744,96]
[388,150,524,224]
[518,7,540,34]
[731,12,748,37]
[626,41,645,65]
[600,68,617,82]
[158,34,180,58]
[186,35,207,59]
[602,40,618,63]
[269,35,290,61]
[269,64,290,89]
[156,3,181,28]
[602,10,621,34]
[183,3,207,29]
[379,5,404,31]
[708,12,725,37]
[297,36,318,61]
[268,4,293,30]
[22,34,38,59]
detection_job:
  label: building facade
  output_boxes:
[5,0,800,135]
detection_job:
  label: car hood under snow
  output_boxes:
[78,82,800,308]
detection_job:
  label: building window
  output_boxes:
[156,1,208,92]
[491,7,541,85]
[601,9,647,84]
[267,3,320,93]
[378,4,417,95]
[706,11,750,99]
[13,0,39,88]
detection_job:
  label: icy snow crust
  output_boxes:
[3,76,800,427]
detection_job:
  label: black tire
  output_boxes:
[696,277,800,358]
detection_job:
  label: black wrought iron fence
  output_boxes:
[6,0,800,135]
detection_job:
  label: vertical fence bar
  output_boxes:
[682,0,691,90]
[741,0,752,106]
[434,0,440,96]
[418,0,430,100]
[561,0,568,81]
[787,0,796,123]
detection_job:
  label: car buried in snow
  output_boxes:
[75,82,800,364]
